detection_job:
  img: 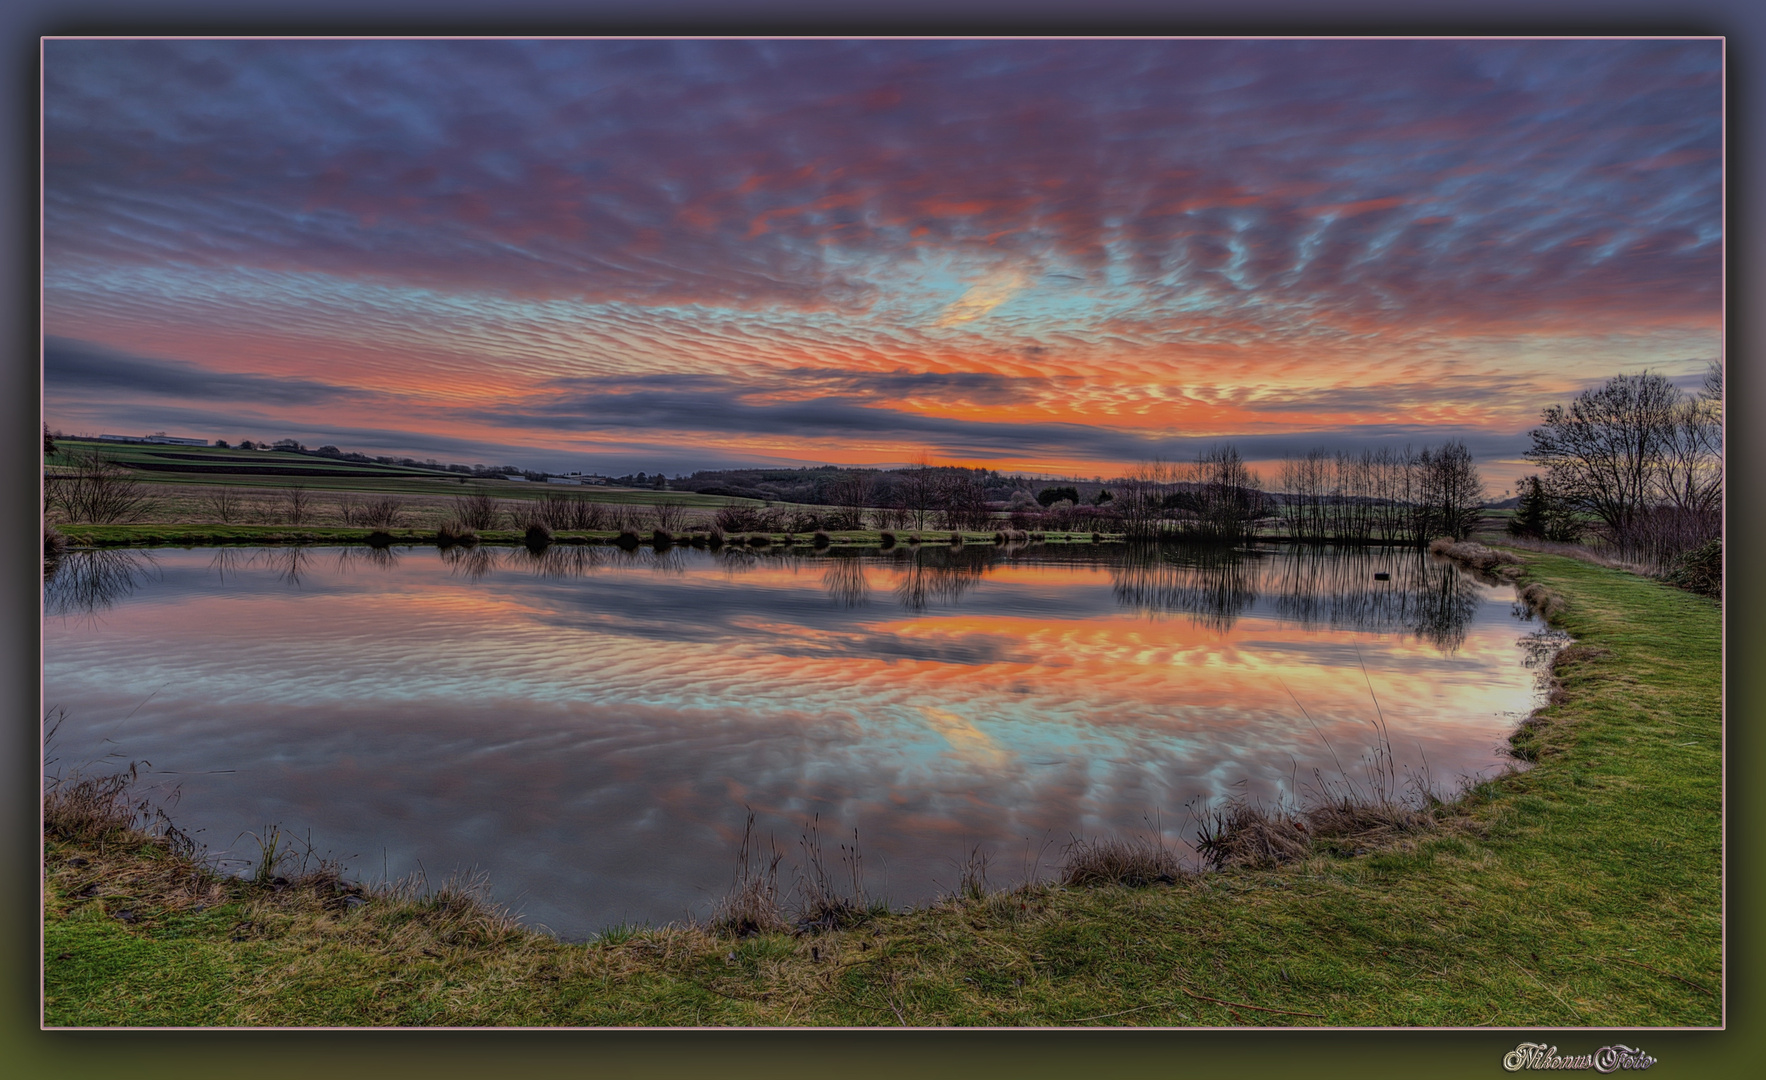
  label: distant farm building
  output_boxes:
[98,432,210,446]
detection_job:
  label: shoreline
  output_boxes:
[42,545,1722,1026]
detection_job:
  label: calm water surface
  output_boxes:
[44,542,1545,937]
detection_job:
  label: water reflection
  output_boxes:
[1108,544,1485,650]
[891,546,988,611]
[821,556,870,608]
[439,542,499,581]
[43,549,157,617]
[1111,545,1257,632]
[335,543,401,573]
[43,542,1536,934]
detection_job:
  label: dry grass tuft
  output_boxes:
[435,520,479,547]
[43,767,147,845]
[1518,581,1567,620]
[1193,801,1312,871]
[792,815,869,934]
[1060,833,1182,888]
[44,522,67,560]
[1430,538,1522,573]
[709,811,788,938]
[1193,794,1435,871]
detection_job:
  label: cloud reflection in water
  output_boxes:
[42,543,1538,936]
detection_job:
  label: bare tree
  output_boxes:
[283,484,312,526]
[828,471,874,530]
[901,455,939,531]
[1524,371,1681,533]
[44,451,155,524]
[1118,461,1175,540]
[1418,440,1484,541]
[203,486,244,524]
[651,498,689,532]
[1656,362,1723,517]
[938,470,994,531]
[1182,445,1263,543]
[451,492,504,530]
[358,496,404,528]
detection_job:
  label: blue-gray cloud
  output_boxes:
[44,39,1721,327]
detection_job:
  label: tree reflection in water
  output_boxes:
[1109,544,1257,632]
[246,546,316,586]
[1109,543,1486,651]
[335,543,401,574]
[820,554,870,608]
[43,549,158,617]
[1267,546,1485,652]
[439,542,499,581]
[890,546,987,612]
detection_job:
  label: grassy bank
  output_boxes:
[42,550,1721,1026]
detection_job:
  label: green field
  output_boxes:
[41,548,1721,1026]
[44,438,760,535]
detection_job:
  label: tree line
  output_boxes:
[1517,365,1721,570]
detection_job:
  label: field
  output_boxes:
[41,548,1721,1026]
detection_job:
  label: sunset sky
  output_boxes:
[42,38,1723,490]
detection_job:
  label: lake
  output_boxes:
[42,541,1548,938]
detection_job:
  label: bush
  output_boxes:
[358,496,404,529]
[44,452,155,524]
[452,492,504,531]
[1662,538,1721,599]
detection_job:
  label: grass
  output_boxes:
[42,548,1720,1026]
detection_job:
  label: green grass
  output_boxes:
[42,550,1720,1026]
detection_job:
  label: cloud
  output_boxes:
[44,336,365,406]
[937,267,1029,325]
[40,41,1721,477]
[44,40,1720,331]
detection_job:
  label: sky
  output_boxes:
[41,38,1723,490]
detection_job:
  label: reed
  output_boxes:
[709,811,788,937]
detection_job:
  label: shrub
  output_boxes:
[44,452,155,524]
[1662,538,1721,598]
[359,496,404,529]
[452,492,504,531]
